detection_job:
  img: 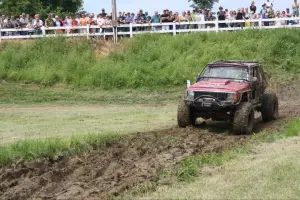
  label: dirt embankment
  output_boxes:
[1,86,300,200]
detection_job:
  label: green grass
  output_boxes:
[254,119,300,143]
[175,147,250,182]
[0,132,122,166]
[0,103,176,144]
[0,83,182,105]
[1,29,300,90]
[128,182,158,197]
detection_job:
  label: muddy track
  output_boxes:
[1,99,300,200]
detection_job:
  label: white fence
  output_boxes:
[0,17,300,41]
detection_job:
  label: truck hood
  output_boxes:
[188,79,250,93]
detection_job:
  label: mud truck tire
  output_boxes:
[233,102,255,135]
[177,101,195,128]
[261,93,279,122]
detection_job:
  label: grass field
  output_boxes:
[0,83,179,165]
[0,83,183,105]
[0,104,176,144]
[0,83,181,144]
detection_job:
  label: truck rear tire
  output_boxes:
[177,101,195,128]
[233,102,255,135]
[261,93,279,122]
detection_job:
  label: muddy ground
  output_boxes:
[1,90,300,199]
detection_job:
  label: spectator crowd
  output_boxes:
[0,0,299,36]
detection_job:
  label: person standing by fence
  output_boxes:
[45,14,55,34]
[186,10,194,29]
[250,1,257,14]
[292,0,299,17]
[180,11,189,30]
[71,16,79,33]
[19,13,29,35]
[218,6,226,28]
[32,14,43,35]
[150,11,161,31]
[160,9,170,31]
[65,16,72,34]
[236,8,244,27]
[54,15,63,34]
[79,13,89,34]
[195,10,205,29]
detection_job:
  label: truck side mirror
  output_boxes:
[187,80,191,88]
[196,74,201,82]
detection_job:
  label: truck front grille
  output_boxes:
[194,92,229,101]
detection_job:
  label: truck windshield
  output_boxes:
[201,66,249,80]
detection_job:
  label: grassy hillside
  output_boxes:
[0,29,299,89]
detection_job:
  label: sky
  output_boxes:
[83,0,292,14]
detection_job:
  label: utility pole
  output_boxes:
[112,0,118,43]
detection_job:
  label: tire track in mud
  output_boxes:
[1,99,300,200]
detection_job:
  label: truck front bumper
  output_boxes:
[184,96,236,111]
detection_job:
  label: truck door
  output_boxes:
[251,66,262,103]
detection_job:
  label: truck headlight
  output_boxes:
[187,91,195,97]
[227,93,240,102]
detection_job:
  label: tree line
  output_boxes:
[0,0,83,19]
[0,0,218,19]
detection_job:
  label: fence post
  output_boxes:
[103,27,106,40]
[215,18,219,33]
[42,26,46,37]
[259,19,262,29]
[66,27,70,35]
[173,23,176,36]
[115,26,118,43]
[113,26,117,44]
[130,23,133,38]
[86,25,89,40]
[0,27,2,42]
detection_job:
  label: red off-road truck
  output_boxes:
[177,60,279,134]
